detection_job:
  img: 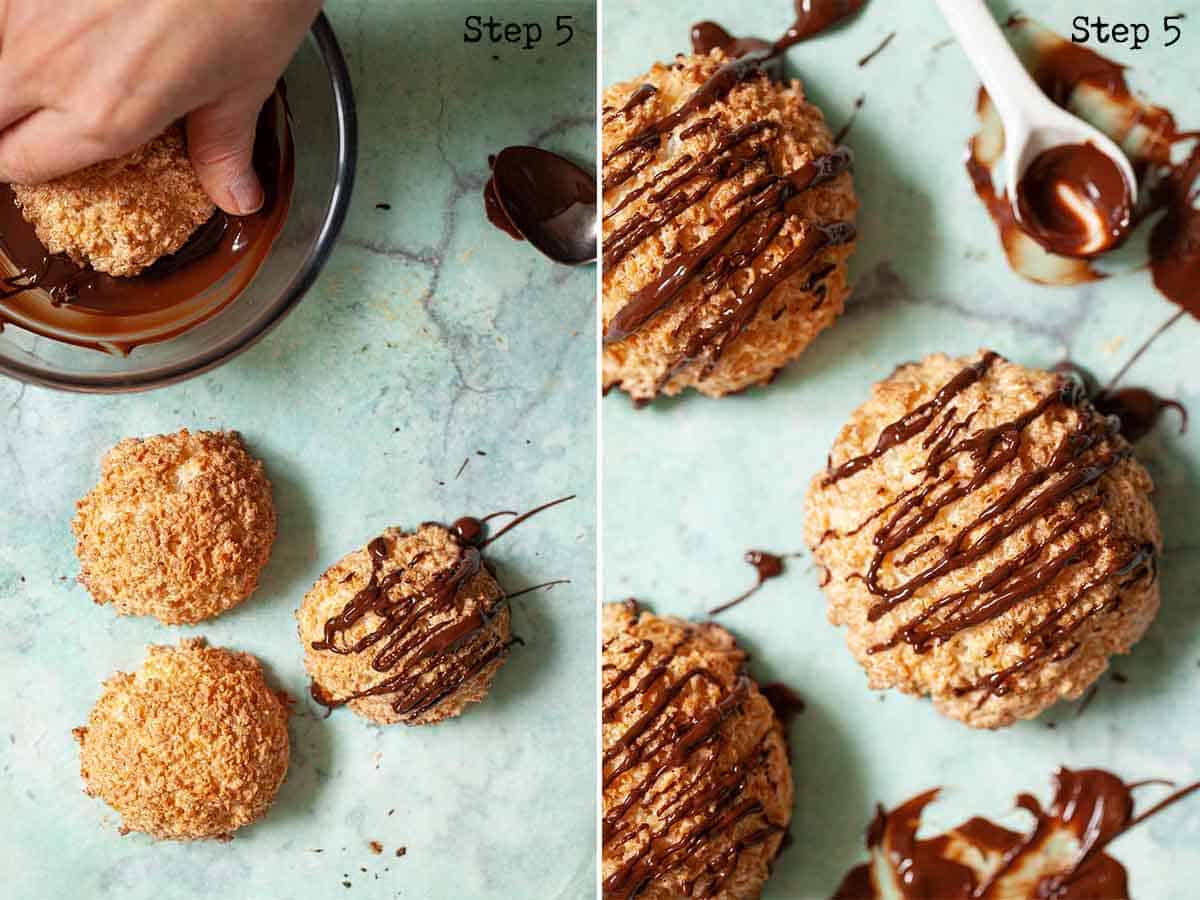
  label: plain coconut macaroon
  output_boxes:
[298,522,513,727]
[805,351,1162,728]
[601,48,858,403]
[74,638,290,841]
[72,429,276,626]
[12,125,215,277]
[602,601,793,900]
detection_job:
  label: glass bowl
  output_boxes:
[0,13,357,393]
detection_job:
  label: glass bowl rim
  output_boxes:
[0,12,358,395]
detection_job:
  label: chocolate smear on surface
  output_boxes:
[484,146,596,264]
[818,351,1159,705]
[0,94,294,355]
[687,1,868,78]
[834,768,1200,899]
[308,496,573,717]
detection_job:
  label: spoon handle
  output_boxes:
[934,0,1045,131]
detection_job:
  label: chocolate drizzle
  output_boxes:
[309,495,573,718]
[709,550,791,615]
[817,351,1158,703]
[602,611,786,899]
[603,3,863,391]
[834,768,1200,899]
[969,16,1200,316]
[0,94,294,354]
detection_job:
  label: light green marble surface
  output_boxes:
[0,2,597,898]
[603,1,1200,897]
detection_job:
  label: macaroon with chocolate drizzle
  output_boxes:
[0,94,293,355]
[601,35,858,402]
[602,600,793,899]
[297,496,572,727]
[805,351,1162,729]
[835,767,1200,899]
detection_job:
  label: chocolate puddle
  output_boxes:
[1055,358,1187,444]
[1015,141,1133,257]
[817,351,1159,704]
[483,146,597,264]
[835,768,1200,899]
[309,495,574,717]
[709,549,794,615]
[969,16,1200,318]
[0,93,294,355]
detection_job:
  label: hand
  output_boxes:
[0,0,322,213]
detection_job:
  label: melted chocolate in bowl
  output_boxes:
[1016,142,1133,257]
[0,95,295,355]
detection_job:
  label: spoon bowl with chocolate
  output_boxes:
[937,0,1137,258]
[0,14,356,393]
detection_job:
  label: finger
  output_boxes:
[186,94,264,216]
[0,108,116,184]
[0,85,39,135]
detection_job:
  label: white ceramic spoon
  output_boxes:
[935,0,1137,253]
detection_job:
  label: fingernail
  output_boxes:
[228,172,264,215]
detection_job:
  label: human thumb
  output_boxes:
[186,94,265,215]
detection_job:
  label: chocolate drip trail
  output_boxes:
[603,615,784,898]
[835,768,1200,899]
[310,496,573,717]
[819,353,1157,702]
[709,550,790,615]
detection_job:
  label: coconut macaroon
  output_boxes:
[601,49,858,403]
[805,351,1162,729]
[602,601,793,900]
[11,125,214,277]
[298,523,512,726]
[74,638,290,841]
[73,429,276,626]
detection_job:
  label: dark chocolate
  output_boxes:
[0,95,293,354]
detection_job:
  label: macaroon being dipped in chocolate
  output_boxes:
[805,351,1162,728]
[601,46,857,403]
[298,497,572,726]
[0,97,292,351]
[602,600,793,900]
